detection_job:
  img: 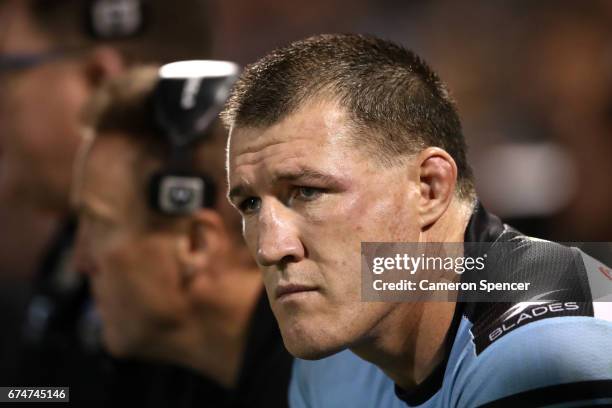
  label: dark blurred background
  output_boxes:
[0,0,610,392]
[209,0,612,243]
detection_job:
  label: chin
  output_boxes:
[279,319,347,360]
[285,341,343,360]
[101,326,134,358]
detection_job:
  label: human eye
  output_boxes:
[291,186,325,202]
[238,197,261,214]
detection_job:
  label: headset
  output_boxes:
[147,60,240,215]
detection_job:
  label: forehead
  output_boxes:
[228,100,358,178]
[77,133,145,217]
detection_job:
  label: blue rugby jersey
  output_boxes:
[290,204,612,407]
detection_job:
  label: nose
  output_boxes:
[256,201,305,267]
[73,223,97,277]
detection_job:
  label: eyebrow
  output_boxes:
[228,184,251,204]
[228,167,345,203]
[272,168,339,185]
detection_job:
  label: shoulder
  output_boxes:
[456,316,612,407]
[465,235,611,353]
[485,231,583,282]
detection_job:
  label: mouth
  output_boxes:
[275,283,319,301]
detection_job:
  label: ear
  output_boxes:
[416,147,458,229]
[175,209,231,287]
[82,46,125,88]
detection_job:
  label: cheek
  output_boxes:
[302,186,416,295]
[100,244,138,278]
[120,240,178,287]
[303,187,397,249]
[95,241,142,306]
[348,183,417,241]
[242,218,260,257]
[97,235,182,311]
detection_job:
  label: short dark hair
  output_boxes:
[222,33,475,200]
[27,0,213,65]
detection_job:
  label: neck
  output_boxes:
[352,199,472,390]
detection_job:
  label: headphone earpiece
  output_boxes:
[148,59,239,216]
[149,171,217,215]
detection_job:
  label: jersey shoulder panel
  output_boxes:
[464,233,599,354]
[454,316,612,407]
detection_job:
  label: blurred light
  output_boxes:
[475,142,577,217]
[159,60,239,79]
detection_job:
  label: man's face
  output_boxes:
[73,133,189,358]
[228,99,421,359]
[0,3,90,211]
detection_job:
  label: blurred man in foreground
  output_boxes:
[224,34,612,407]
[72,63,292,407]
[0,0,213,404]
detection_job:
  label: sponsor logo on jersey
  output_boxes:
[488,301,580,342]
